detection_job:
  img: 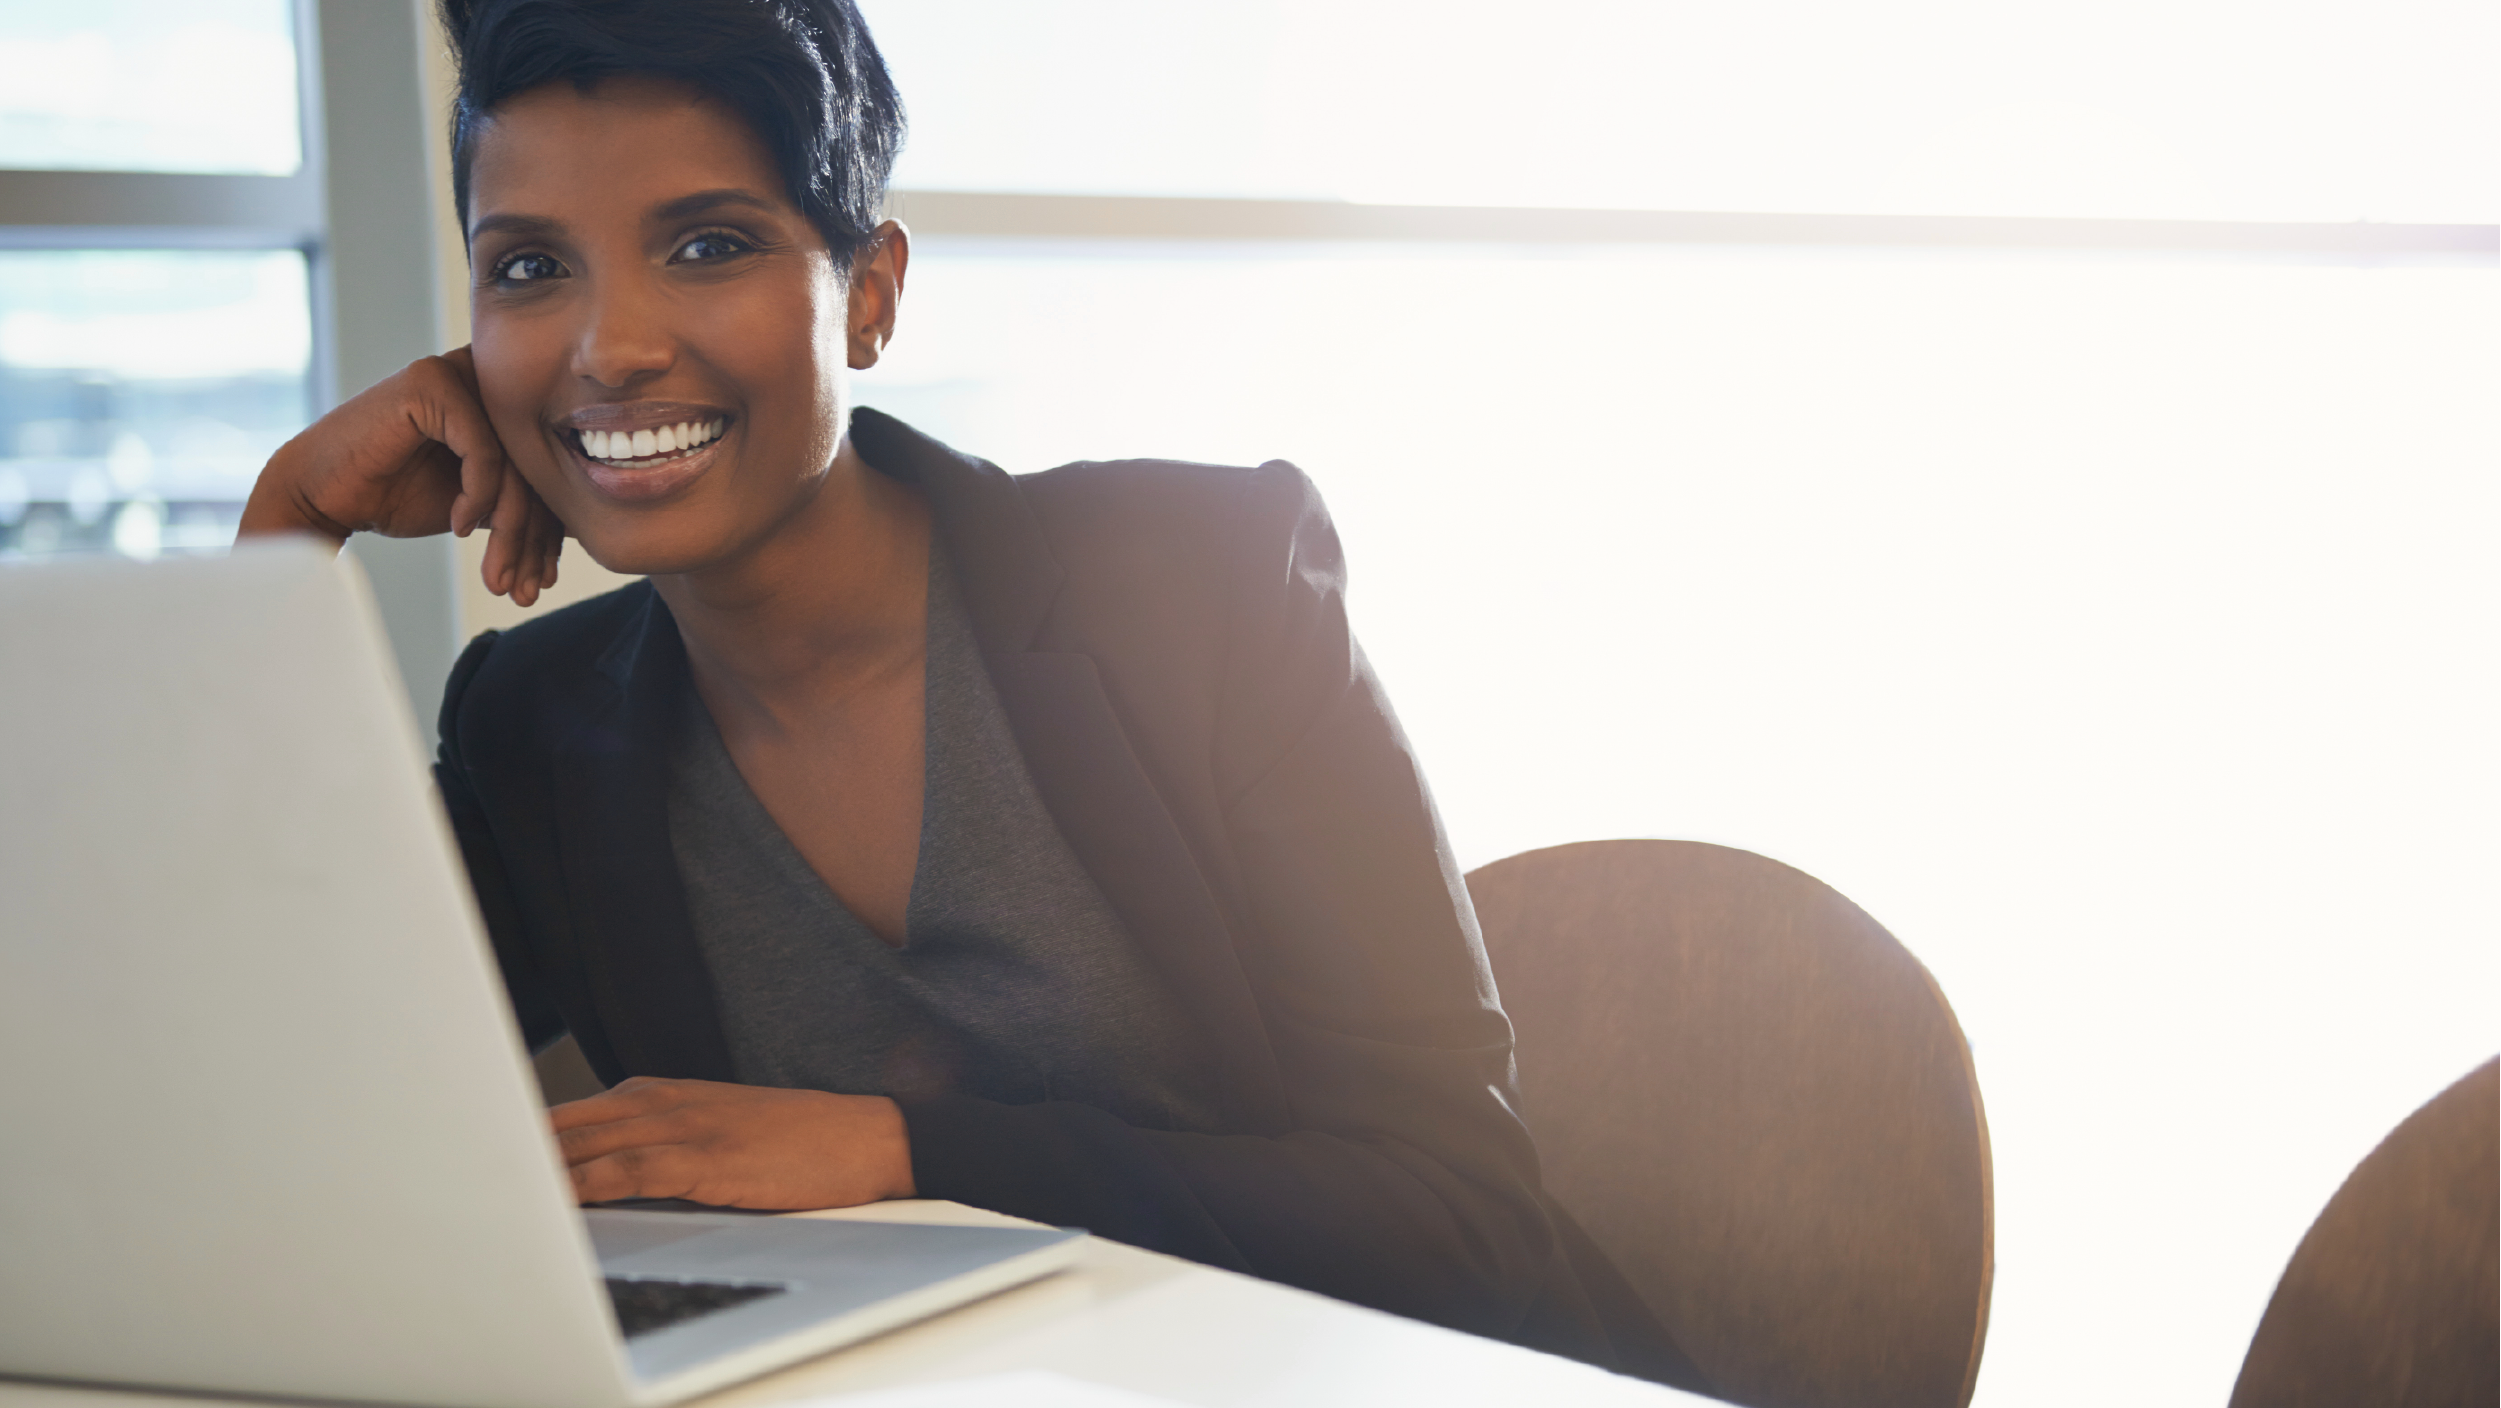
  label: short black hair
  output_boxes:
[437,0,904,264]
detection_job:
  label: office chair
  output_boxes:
[2228,1057,2498,1408]
[1468,839,1992,1408]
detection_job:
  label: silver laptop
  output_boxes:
[0,540,1082,1408]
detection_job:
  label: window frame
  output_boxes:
[881,189,2499,259]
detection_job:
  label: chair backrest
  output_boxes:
[2228,1058,2498,1408]
[1467,839,1992,1408]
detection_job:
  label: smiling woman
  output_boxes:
[232,0,1709,1392]
[455,69,901,581]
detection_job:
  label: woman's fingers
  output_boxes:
[543,1079,910,1210]
[518,481,565,606]
[569,1142,704,1205]
[434,402,507,540]
[556,1109,686,1166]
[429,349,509,538]
[474,463,565,605]
[484,460,536,596]
[550,1075,679,1133]
[242,349,521,545]
[552,1083,708,1203]
[453,346,565,602]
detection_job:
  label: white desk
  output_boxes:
[0,1201,1709,1408]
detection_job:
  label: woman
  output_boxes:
[239,0,1705,1390]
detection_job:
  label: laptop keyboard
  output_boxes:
[605,1276,789,1339]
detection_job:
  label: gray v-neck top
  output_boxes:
[665,545,1224,1134]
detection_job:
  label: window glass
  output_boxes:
[0,249,312,560]
[0,0,301,175]
[861,0,2498,222]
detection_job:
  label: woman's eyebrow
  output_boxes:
[469,212,563,243]
[649,189,781,223]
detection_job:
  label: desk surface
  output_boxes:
[0,1201,1708,1408]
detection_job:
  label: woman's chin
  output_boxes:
[563,511,736,581]
[554,440,741,578]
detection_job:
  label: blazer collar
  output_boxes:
[852,405,1066,658]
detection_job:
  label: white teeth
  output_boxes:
[579,418,726,462]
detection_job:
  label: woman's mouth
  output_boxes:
[568,416,728,502]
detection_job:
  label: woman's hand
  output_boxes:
[237,348,564,605]
[551,1076,916,1210]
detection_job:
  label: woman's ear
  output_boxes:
[845,220,910,371]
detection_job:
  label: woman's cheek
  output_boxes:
[485,399,565,507]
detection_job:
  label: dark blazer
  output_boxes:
[433,408,1704,1388]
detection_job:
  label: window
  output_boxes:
[0,0,321,565]
[869,0,2497,222]
[0,0,303,175]
[0,248,312,559]
[1,0,461,738]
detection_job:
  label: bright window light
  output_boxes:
[856,240,2498,1407]
[0,0,302,176]
[863,0,2498,222]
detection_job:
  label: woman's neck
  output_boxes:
[651,438,931,721]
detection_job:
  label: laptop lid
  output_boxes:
[0,542,635,1408]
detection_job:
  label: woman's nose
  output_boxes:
[571,279,675,389]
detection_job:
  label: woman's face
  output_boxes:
[464,76,892,576]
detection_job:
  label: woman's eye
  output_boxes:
[672,232,752,264]
[492,253,567,285]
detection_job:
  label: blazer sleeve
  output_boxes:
[434,629,570,1055]
[899,462,1606,1363]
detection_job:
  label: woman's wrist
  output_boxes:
[859,1094,918,1201]
[237,441,353,547]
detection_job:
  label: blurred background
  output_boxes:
[0,2,2490,1404]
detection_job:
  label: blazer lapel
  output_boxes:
[551,586,739,1083]
[853,407,1291,1131]
[851,407,1056,655]
[987,653,1292,1132]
